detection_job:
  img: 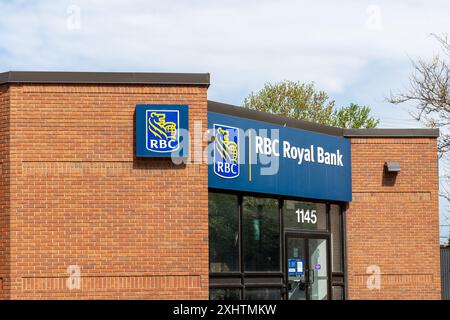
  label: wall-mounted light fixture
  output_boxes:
[384,161,400,173]
[383,161,400,186]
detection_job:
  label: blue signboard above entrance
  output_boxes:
[208,112,352,202]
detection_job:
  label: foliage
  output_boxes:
[244,80,379,129]
[331,103,379,129]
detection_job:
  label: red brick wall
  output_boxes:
[0,83,441,300]
[3,83,209,299]
[0,85,11,299]
[347,137,441,299]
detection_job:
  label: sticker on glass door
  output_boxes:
[288,258,304,276]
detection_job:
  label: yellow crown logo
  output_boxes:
[216,127,238,163]
[148,112,177,140]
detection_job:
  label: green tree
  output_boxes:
[244,80,379,128]
[331,103,380,129]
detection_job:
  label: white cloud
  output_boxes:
[0,0,449,240]
[0,0,448,114]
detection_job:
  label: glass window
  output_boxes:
[309,238,329,300]
[210,288,241,300]
[209,193,239,272]
[242,197,280,272]
[330,205,343,272]
[283,201,327,231]
[244,288,282,300]
[332,286,344,300]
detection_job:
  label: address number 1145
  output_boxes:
[296,209,317,224]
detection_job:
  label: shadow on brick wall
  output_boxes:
[382,168,398,186]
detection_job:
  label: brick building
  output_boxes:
[0,71,441,300]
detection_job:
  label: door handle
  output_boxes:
[309,269,315,285]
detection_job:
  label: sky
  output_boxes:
[0,0,449,241]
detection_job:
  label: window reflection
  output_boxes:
[209,193,239,272]
[210,288,241,300]
[209,192,346,300]
[332,286,344,300]
[244,288,282,300]
[243,197,280,272]
[330,205,343,272]
[284,201,327,230]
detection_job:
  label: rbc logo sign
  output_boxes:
[214,124,239,179]
[146,110,179,152]
[135,105,188,158]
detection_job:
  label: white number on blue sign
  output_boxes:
[296,209,317,224]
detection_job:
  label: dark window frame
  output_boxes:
[283,200,329,232]
[241,195,282,273]
[208,192,240,273]
[208,188,346,300]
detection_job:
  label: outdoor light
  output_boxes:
[384,161,401,173]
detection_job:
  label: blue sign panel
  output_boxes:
[214,123,240,179]
[208,112,352,202]
[136,105,189,157]
[288,259,304,276]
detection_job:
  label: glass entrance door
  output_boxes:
[286,237,307,300]
[308,238,328,300]
[286,235,329,300]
